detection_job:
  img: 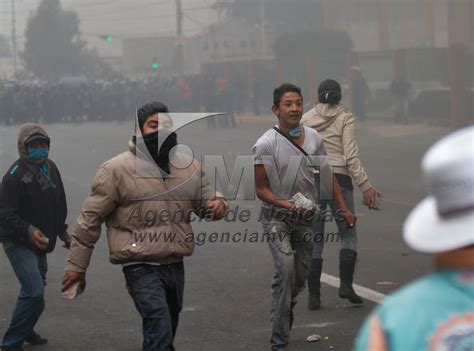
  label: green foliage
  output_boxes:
[22,0,84,81]
[21,0,119,81]
[81,48,121,81]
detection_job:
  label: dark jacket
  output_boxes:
[0,124,67,253]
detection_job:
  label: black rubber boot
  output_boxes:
[339,249,363,304]
[25,331,48,345]
[307,258,323,310]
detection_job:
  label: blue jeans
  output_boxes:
[123,263,184,351]
[261,212,313,351]
[312,184,357,259]
[2,244,47,348]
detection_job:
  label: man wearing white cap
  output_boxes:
[353,126,474,350]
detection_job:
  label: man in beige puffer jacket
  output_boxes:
[302,79,380,310]
[62,102,227,351]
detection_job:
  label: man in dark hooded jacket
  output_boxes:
[0,123,69,351]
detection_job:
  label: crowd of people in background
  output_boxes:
[1,69,440,127]
[0,74,254,126]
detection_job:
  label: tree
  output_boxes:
[81,48,121,81]
[0,34,11,57]
[22,0,85,81]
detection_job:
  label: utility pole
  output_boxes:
[259,0,267,57]
[175,0,184,78]
[11,0,17,75]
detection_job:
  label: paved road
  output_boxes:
[0,117,450,350]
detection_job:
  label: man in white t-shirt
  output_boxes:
[253,83,356,351]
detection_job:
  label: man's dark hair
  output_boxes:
[318,79,342,105]
[137,101,169,132]
[273,83,302,107]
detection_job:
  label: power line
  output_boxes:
[1,0,215,48]
[66,0,170,11]
[0,0,167,15]
[81,25,202,38]
[80,4,212,19]
[71,3,171,18]
[81,13,176,22]
[78,5,212,22]
[183,11,207,27]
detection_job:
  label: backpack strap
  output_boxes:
[273,126,309,156]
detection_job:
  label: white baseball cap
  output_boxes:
[403,126,474,253]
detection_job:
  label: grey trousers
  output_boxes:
[262,213,313,350]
